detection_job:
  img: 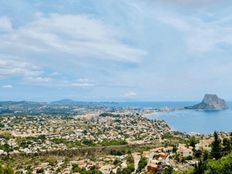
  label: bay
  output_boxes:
[112,101,232,134]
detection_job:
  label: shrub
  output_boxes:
[137,157,147,172]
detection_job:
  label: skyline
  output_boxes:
[1,0,232,101]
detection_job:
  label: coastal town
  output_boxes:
[0,106,231,174]
[1,0,232,173]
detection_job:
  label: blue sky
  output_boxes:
[0,0,232,101]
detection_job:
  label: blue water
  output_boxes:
[140,102,232,134]
[111,101,232,134]
[107,101,197,109]
[147,109,232,134]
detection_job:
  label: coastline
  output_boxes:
[144,108,232,135]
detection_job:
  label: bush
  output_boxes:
[0,165,14,174]
[126,154,134,164]
[137,157,147,172]
[193,150,202,158]
[72,164,102,174]
[0,132,13,140]
[207,152,232,174]
[110,150,125,156]
[117,164,134,174]
[193,160,205,174]
[100,140,127,146]
[82,139,95,146]
[185,156,193,160]
[0,144,13,153]
[163,166,174,174]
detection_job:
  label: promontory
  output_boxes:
[185,94,228,110]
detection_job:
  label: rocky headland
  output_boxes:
[185,94,228,111]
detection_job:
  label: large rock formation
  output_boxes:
[185,94,228,110]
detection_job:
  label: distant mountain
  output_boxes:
[0,100,80,116]
[0,99,120,116]
[0,101,46,108]
[185,94,228,111]
[50,99,76,105]
[51,99,118,107]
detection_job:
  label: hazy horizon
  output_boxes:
[0,98,230,103]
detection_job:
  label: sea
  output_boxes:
[109,101,232,134]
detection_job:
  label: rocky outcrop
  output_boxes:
[185,94,228,110]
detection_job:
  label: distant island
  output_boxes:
[185,94,228,111]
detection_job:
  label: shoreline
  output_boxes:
[144,109,232,135]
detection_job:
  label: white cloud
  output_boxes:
[0,17,12,32]
[2,84,13,88]
[0,57,40,77]
[26,76,51,83]
[0,14,146,63]
[71,83,95,87]
[71,78,96,87]
[161,0,219,4]
[123,91,137,97]
[157,13,232,53]
[0,55,51,83]
[155,0,226,7]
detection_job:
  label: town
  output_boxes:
[1,108,231,174]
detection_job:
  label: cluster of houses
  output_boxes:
[0,114,171,157]
[143,138,214,173]
[0,113,224,174]
[7,137,214,173]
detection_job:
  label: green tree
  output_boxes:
[82,139,95,146]
[126,154,134,164]
[123,155,135,174]
[72,164,102,174]
[0,144,13,153]
[72,164,82,173]
[194,149,202,159]
[121,165,134,174]
[0,123,4,128]
[0,165,14,174]
[189,136,197,148]
[163,166,174,174]
[0,165,3,174]
[0,132,13,140]
[4,166,14,174]
[173,145,177,154]
[137,157,147,172]
[211,131,222,160]
[193,160,205,174]
[203,150,209,161]
[222,138,231,155]
[207,151,232,174]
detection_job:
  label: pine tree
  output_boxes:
[193,160,205,174]
[223,138,231,155]
[211,131,222,160]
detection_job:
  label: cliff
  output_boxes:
[185,94,228,110]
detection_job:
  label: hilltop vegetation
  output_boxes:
[176,132,232,174]
[0,165,14,174]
